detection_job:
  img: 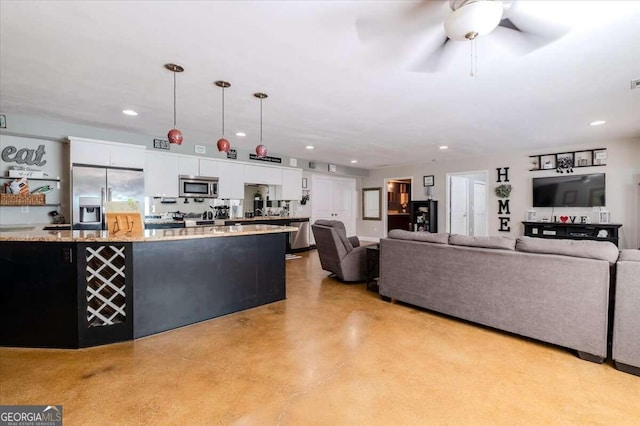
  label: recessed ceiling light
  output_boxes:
[589,120,606,126]
[122,109,138,116]
[350,160,358,164]
[235,132,246,137]
[306,145,315,150]
[439,145,448,150]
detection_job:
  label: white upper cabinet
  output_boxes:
[217,161,244,199]
[244,164,282,185]
[177,156,199,176]
[198,159,219,178]
[144,151,179,197]
[276,168,303,201]
[69,137,145,169]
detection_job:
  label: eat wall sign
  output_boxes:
[1,144,47,166]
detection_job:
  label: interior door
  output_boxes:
[450,175,469,235]
[312,177,335,221]
[311,175,356,241]
[473,181,487,236]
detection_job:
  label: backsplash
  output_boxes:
[145,197,243,219]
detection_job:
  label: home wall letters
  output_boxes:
[496,167,511,232]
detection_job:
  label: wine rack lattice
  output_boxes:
[85,245,126,327]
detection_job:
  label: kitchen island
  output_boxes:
[0,224,295,348]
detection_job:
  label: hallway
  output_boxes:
[1,250,638,425]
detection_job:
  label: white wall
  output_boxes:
[0,134,69,225]
[358,138,640,249]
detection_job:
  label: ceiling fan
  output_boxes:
[356,0,569,73]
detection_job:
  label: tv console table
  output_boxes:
[522,222,622,247]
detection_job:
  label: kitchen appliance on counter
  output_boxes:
[214,205,230,219]
[179,175,218,198]
[72,165,144,230]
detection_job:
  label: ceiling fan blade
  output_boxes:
[355,0,448,44]
[498,18,520,32]
[411,37,451,73]
[500,3,570,53]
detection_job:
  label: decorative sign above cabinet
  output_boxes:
[249,153,281,163]
[153,139,170,150]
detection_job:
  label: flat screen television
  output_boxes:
[532,173,605,207]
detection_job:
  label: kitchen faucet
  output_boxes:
[254,208,264,217]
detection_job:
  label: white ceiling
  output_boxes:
[1,1,639,169]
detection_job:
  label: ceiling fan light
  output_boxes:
[445,1,504,41]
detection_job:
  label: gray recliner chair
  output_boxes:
[311,220,367,282]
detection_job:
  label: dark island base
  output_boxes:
[0,232,287,348]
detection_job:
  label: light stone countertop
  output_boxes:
[225,216,309,222]
[0,224,297,242]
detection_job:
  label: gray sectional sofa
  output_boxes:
[379,231,620,363]
[613,250,640,376]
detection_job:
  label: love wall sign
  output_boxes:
[1,144,47,166]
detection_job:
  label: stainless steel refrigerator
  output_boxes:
[72,165,145,230]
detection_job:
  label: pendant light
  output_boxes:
[254,92,268,158]
[165,63,184,145]
[215,80,231,153]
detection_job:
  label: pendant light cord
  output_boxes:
[260,98,263,142]
[173,71,177,128]
[221,86,225,136]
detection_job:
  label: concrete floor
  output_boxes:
[1,249,639,425]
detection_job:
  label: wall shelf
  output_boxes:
[2,177,61,182]
[0,204,60,207]
[529,148,607,171]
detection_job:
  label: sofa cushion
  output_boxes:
[516,236,619,263]
[387,229,449,244]
[618,249,640,262]
[449,234,516,251]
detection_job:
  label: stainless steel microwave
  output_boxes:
[179,175,219,198]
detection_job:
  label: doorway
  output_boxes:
[446,171,488,236]
[384,177,412,234]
